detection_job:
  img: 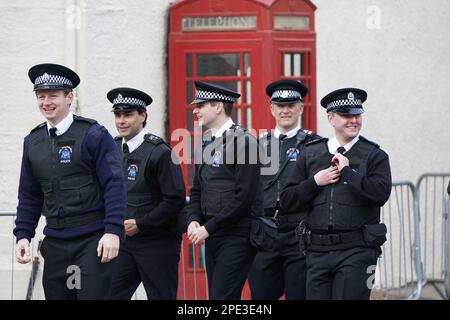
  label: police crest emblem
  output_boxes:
[58,146,73,163]
[212,151,222,167]
[127,164,139,180]
[286,148,299,161]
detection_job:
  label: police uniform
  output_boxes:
[186,81,262,300]
[107,88,186,300]
[14,63,127,299]
[248,80,320,300]
[281,88,392,300]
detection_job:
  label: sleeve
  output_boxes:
[340,148,392,206]
[135,145,186,230]
[185,164,204,226]
[83,125,126,236]
[202,134,261,235]
[14,136,44,242]
[280,152,322,213]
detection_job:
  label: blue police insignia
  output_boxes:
[286,148,299,161]
[58,146,73,163]
[212,151,222,167]
[127,164,139,180]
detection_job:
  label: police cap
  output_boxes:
[107,87,153,112]
[320,88,367,115]
[266,79,308,104]
[28,63,80,91]
[191,81,240,105]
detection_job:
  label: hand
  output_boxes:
[97,233,120,263]
[187,221,201,238]
[314,166,340,186]
[188,225,209,245]
[16,238,31,264]
[124,219,139,237]
[331,153,349,171]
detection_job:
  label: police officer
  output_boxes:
[14,63,126,299]
[281,88,392,300]
[107,87,186,300]
[186,81,262,300]
[248,80,320,300]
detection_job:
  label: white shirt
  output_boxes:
[47,112,74,136]
[123,129,146,153]
[213,118,234,138]
[273,126,300,139]
[327,136,360,154]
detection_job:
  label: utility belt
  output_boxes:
[296,222,387,253]
[264,208,304,225]
[46,210,105,230]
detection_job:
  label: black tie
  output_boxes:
[279,134,287,141]
[123,143,130,154]
[337,146,346,154]
[49,127,57,138]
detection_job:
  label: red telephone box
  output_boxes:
[168,0,316,299]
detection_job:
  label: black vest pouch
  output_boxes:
[362,223,387,248]
[127,193,158,220]
[250,217,278,251]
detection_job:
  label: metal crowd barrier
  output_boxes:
[416,173,450,299]
[376,181,423,299]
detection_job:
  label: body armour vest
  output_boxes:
[305,137,380,230]
[116,134,164,220]
[198,125,262,218]
[28,116,102,218]
[260,129,315,212]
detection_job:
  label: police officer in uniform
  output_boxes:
[186,81,262,300]
[107,87,186,300]
[248,80,320,300]
[281,88,392,300]
[14,63,126,299]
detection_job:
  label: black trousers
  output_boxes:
[204,232,256,300]
[109,232,181,300]
[248,229,306,300]
[306,246,379,300]
[40,232,116,300]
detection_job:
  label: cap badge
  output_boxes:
[42,73,50,81]
[281,90,289,98]
[348,92,355,101]
[117,94,123,100]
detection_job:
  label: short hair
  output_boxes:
[211,101,233,117]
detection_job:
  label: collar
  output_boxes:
[123,129,146,153]
[273,126,300,139]
[47,112,74,136]
[327,135,360,154]
[213,118,234,138]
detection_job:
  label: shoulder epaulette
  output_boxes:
[73,115,98,125]
[359,136,380,148]
[306,137,328,146]
[30,122,46,134]
[144,133,164,145]
[299,128,314,137]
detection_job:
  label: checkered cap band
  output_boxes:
[34,73,73,87]
[113,96,147,108]
[196,89,237,103]
[326,99,362,111]
[271,90,302,100]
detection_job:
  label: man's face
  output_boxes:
[36,90,72,124]
[192,101,220,129]
[114,110,146,141]
[270,102,304,131]
[327,112,363,142]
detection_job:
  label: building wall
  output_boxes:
[314,0,450,182]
